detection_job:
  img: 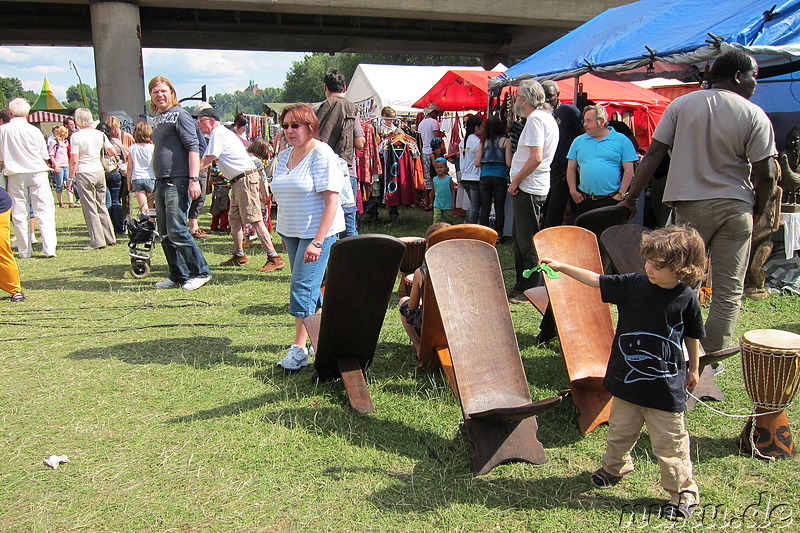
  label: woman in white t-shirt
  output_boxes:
[68,108,118,250]
[270,103,345,371]
[126,122,156,214]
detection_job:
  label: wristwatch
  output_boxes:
[190,176,200,182]
[310,240,323,249]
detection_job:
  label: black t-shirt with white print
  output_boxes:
[600,273,705,413]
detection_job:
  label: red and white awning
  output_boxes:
[28,111,70,123]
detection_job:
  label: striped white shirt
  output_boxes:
[271,141,345,238]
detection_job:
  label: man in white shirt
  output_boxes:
[418,103,445,207]
[507,80,558,301]
[0,98,57,258]
[197,107,285,272]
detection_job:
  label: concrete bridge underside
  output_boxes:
[0,0,631,120]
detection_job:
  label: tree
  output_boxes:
[211,87,282,120]
[281,53,481,103]
[0,77,38,108]
[63,84,99,116]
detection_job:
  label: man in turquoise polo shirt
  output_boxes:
[566,105,638,216]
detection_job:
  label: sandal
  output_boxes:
[590,468,622,489]
[663,502,694,522]
[663,492,697,522]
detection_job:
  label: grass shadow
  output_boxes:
[67,335,279,368]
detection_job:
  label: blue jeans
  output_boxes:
[461,180,480,224]
[105,170,125,233]
[338,176,359,239]
[52,168,68,193]
[155,176,210,284]
[339,211,358,239]
[281,234,336,318]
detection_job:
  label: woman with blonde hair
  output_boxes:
[105,115,135,149]
[47,125,71,207]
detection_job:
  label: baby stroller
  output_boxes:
[126,212,158,278]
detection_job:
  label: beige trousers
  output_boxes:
[602,397,699,505]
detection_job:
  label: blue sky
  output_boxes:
[0,46,306,103]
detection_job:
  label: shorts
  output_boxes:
[228,171,263,224]
[131,178,156,193]
[422,155,433,190]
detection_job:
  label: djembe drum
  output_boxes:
[397,237,427,296]
[740,329,800,459]
[399,237,427,274]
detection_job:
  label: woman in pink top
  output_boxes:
[47,126,72,207]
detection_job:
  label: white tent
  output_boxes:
[345,64,484,116]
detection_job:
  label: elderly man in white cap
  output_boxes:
[0,98,57,258]
[197,107,285,272]
[418,103,445,209]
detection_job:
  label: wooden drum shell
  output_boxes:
[399,237,427,274]
[740,329,800,411]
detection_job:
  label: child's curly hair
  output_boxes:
[640,225,707,285]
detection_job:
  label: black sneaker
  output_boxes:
[590,468,622,489]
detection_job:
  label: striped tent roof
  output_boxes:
[28,111,70,123]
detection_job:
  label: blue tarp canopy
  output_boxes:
[494,0,800,88]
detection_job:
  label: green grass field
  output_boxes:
[1,205,799,532]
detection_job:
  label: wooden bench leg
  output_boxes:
[337,356,375,414]
[436,346,459,398]
[570,386,612,434]
[686,365,725,409]
[464,417,547,475]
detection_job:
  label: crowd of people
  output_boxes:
[0,51,779,522]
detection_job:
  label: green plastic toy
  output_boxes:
[522,263,562,279]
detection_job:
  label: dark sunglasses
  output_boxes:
[281,123,304,130]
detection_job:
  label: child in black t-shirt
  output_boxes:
[541,225,707,523]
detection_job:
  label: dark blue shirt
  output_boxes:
[0,186,11,213]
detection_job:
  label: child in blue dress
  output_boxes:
[431,157,455,224]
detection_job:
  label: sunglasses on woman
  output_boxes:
[281,123,305,130]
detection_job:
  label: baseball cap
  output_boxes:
[197,107,222,122]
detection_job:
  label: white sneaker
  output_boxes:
[155,278,181,289]
[277,345,310,370]
[182,274,212,291]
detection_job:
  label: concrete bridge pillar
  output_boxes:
[90,0,146,130]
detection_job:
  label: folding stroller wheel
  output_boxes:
[130,259,151,279]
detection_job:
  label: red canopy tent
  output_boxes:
[412,70,510,112]
[414,70,672,150]
[556,75,672,151]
